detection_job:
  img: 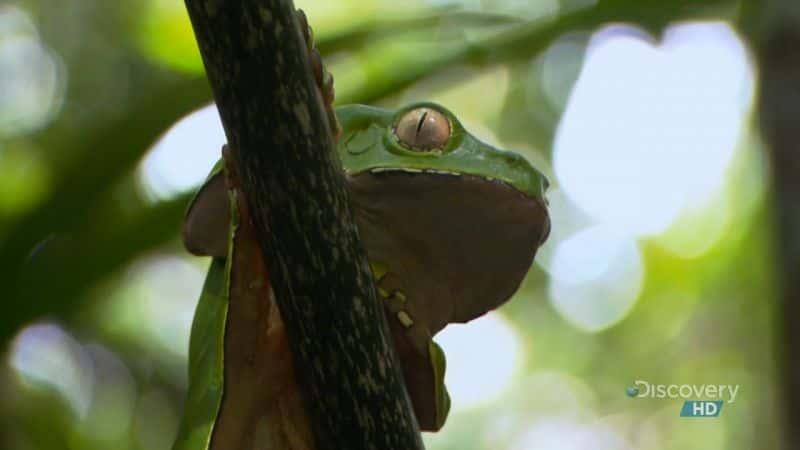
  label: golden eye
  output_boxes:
[394,107,450,151]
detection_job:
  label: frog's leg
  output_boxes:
[371,262,451,431]
[371,263,420,340]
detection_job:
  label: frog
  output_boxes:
[181,101,551,434]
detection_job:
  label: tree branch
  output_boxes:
[753,1,800,447]
[183,1,423,449]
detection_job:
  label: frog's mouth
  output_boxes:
[347,170,550,329]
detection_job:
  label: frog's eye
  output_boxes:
[394,107,451,151]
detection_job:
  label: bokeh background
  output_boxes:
[0,0,783,449]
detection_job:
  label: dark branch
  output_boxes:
[753,1,800,447]
[183,1,423,449]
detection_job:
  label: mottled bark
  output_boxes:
[754,1,800,448]
[183,1,423,449]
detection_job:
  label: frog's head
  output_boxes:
[340,102,551,327]
[338,102,549,203]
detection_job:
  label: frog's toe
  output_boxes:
[428,340,450,430]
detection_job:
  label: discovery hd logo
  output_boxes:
[626,380,740,418]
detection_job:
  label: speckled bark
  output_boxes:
[755,1,800,447]
[183,1,423,449]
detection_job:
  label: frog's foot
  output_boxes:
[427,340,451,430]
[295,9,339,139]
[375,270,450,431]
[385,306,450,431]
[375,271,430,355]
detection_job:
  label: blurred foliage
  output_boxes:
[0,0,783,449]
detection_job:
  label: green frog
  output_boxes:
[180,101,550,436]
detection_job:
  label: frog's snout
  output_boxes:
[501,150,550,203]
[540,176,550,202]
[535,176,551,246]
